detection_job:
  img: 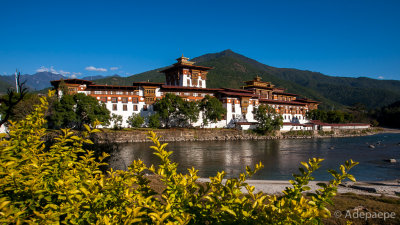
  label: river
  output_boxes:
[104,133,400,181]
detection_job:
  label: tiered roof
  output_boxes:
[160,55,212,73]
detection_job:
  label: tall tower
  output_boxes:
[160,55,212,88]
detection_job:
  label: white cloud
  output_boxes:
[59,70,70,76]
[378,76,384,79]
[70,72,82,79]
[110,67,119,71]
[49,66,59,74]
[36,66,49,73]
[36,66,60,74]
[85,66,107,72]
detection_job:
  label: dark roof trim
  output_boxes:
[50,79,93,86]
[222,88,254,93]
[259,99,306,106]
[86,85,138,90]
[272,91,298,96]
[160,64,212,73]
[161,85,221,92]
[217,91,256,97]
[132,82,164,86]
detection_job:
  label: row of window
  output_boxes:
[111,104,148,111]
[271,105,304,110]
[274,95,295,101]
[145,89,156,94]
[164,92,209,97]
[284,115,303,120]
[100,97,139,103]
[91,91,137,95]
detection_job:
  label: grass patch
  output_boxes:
[323,193,400,225]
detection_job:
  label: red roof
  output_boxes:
[283,122,313,127]
[259,99,307,106]
[86,85,138,90]
[273,91,298,96]
[296,98,320,103]
[132,82,164,86]
[236,122,258,125]
[161,85,221,92]
[160,64,212,73]
[222,88,254,93]
[217,91,256,97]
[50,79,93,86]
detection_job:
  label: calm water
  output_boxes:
[105,133,400,181]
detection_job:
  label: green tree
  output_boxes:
[153,94,200,128]
[47,93,110,129]
[0,71,28,126]
[153,93,184,128]
[326,110,344,123]
[110,114,123,130]
[179,101,200,127]
[0,93,40,123]
[199,95,226,126]
[373,100,400,128]
[47,94,77,128]
[306,109,327,122]
[148,113,161,128]
[127,113,144,128]
[254,104,283,134]
[74,93,111,129]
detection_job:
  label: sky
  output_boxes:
[0,0,399,80]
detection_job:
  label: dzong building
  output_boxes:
[51,56,322,131]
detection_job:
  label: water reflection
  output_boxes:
[104,133,400,181]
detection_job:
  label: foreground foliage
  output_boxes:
[0,92,358,224]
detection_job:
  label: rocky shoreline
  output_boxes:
[87,127,387,144]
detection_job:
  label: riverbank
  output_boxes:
[196,179,400,198]
[149,176,400,224]
[88,127,387,143]
[222,179,400,224]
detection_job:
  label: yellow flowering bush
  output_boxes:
[0,92,358,224]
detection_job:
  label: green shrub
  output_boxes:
[0,91,358,224]
[148,113,161,128]
[127,113,144,128]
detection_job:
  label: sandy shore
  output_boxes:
[197,178,400,197]
[380,127,400,134]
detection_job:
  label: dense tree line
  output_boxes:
[371,100,400,128]
[306,103,373,124]
[306,109,355,124]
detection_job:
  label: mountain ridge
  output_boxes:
[94,49,400,109]
[2,50,399,110]
[0,73,117,92]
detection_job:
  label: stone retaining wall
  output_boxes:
[88,128,378,143]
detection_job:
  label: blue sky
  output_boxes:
[1,0,399,80]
